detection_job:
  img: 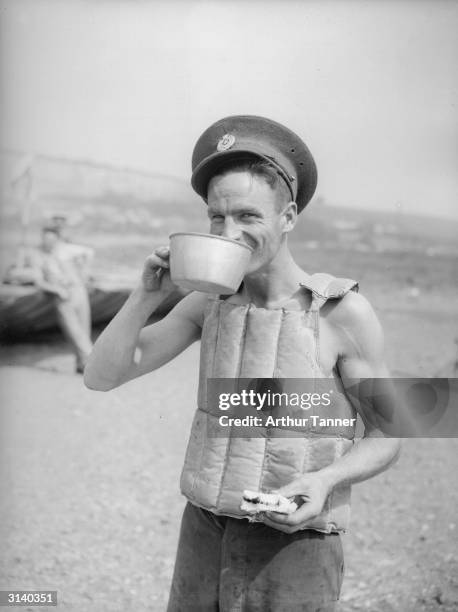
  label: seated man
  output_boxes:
[9,225,94,373]
[85,115,400,611]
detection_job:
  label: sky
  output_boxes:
[1,0,457,218]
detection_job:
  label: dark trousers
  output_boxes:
[167,502,344,612]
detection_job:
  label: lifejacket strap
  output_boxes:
[301,274,359,371]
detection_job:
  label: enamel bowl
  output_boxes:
[169,232,252,294]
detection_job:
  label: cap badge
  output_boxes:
[217,133,235,152]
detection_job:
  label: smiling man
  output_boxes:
[84,115,400,611]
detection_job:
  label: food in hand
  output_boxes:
[241,489,298,515]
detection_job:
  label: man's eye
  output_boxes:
[241,213,257,219]
[211,215,224,221]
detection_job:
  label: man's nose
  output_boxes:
[221,218,243,241]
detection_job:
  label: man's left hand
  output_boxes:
[262,472,332,533]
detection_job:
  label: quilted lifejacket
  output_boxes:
[180,273,359,533]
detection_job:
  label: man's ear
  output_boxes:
[281,201,298,233]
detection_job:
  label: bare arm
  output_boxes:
[84,247,206,391]
[68,243,95,279]
[264,291,401,532]
[319,292,401,486]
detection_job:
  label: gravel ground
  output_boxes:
[0,297,457,612]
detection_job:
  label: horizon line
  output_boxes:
[2,147,457,223]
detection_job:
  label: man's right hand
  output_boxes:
[141,246,176,295]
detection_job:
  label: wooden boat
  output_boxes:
[0,274,187,338]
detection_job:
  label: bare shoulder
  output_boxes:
[327,290,380,331]
[324,290,385,364]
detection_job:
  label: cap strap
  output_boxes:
[263,156,296,202]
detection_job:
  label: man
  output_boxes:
[26,225,93,373]
[84,115,400,611]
